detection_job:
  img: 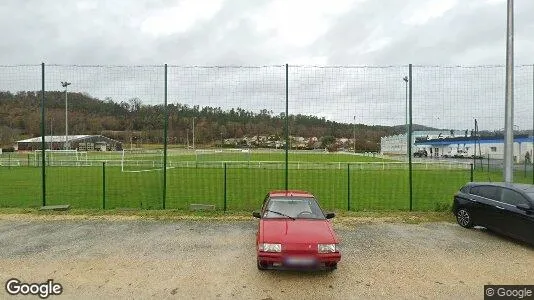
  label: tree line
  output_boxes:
[0,91,412,151]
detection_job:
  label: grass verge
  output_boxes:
[0,207,455,224]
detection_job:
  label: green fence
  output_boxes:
[0,159,474,211]
[0,64,533,211]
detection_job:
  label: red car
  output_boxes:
[253,190,341,271]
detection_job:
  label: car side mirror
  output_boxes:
[516,203,532,212]
[325,212,335,219]
[252,211,261,218]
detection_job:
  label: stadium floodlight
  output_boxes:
[61,81,71,150]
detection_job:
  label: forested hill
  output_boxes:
[0,91,433,151]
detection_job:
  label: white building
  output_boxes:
[414,135,534,162]
[380,130,465,156]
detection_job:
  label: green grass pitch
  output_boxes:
[1,150,528,211]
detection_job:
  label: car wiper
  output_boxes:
[265,209,295,220]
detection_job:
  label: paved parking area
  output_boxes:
[0,215,532,299]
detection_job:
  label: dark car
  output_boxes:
[413,149,428,157]
[453,182,534,245]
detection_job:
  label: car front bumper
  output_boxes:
[258,252,341,270]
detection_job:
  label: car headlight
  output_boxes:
[318,244,339,253]
[259,243,282,252]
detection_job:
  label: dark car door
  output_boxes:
[496,187,534,244]
[468,185,500,228]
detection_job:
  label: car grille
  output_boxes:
[283,243,316,254]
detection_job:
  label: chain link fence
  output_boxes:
[0,64,533,211]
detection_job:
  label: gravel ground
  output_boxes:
[0,215,532,299]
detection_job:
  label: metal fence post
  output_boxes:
[224,162,227,211]
[40,62,46,207]
[102,162,106,209]
[408,64,413,211]
[285,63,289,191]
[470,163,474,182]
[347,164,351,211]
[163,63,168,210]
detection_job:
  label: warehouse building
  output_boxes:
[16,135,122,151]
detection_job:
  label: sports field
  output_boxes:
[0,149,526,211]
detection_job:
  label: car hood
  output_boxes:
[260,219,337,244]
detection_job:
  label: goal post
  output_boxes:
[33,150,88,166]
[194,148,252,163]
[121,149,164,172]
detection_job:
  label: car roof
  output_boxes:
[268,190,315,198]
[466,182,534,193]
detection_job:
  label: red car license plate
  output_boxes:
[285,257,316,266]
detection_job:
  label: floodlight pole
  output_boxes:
[50,119,53,149]
[186,128,189,149]
[353,116,356,153]
[504,0,514,183]
[192,117,195,150]
[61,81,71,150]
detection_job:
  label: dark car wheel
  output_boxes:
[257,261,267,270]
[456,208,474,228]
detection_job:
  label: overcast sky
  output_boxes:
[1,0,534,131]
[2,0,534,65]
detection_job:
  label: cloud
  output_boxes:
[141,0,225,36]
[0,0,533,132]
[404,0,458,26]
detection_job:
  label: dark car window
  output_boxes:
[460,185,470,193]
[263,197,325,219]
[470,186,500,201]
[500,188,530,206]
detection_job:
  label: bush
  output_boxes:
[1,147,15,152]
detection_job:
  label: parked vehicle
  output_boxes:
[413,149,428,157]
[453,182,534,245]
[443,149,469,158]
[253,190,341,271]
[453,149,469,158]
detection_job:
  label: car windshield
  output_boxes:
[263,197,325,220]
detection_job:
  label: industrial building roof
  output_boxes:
[415,135,532,146]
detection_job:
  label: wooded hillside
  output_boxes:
[0,91,433,151]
